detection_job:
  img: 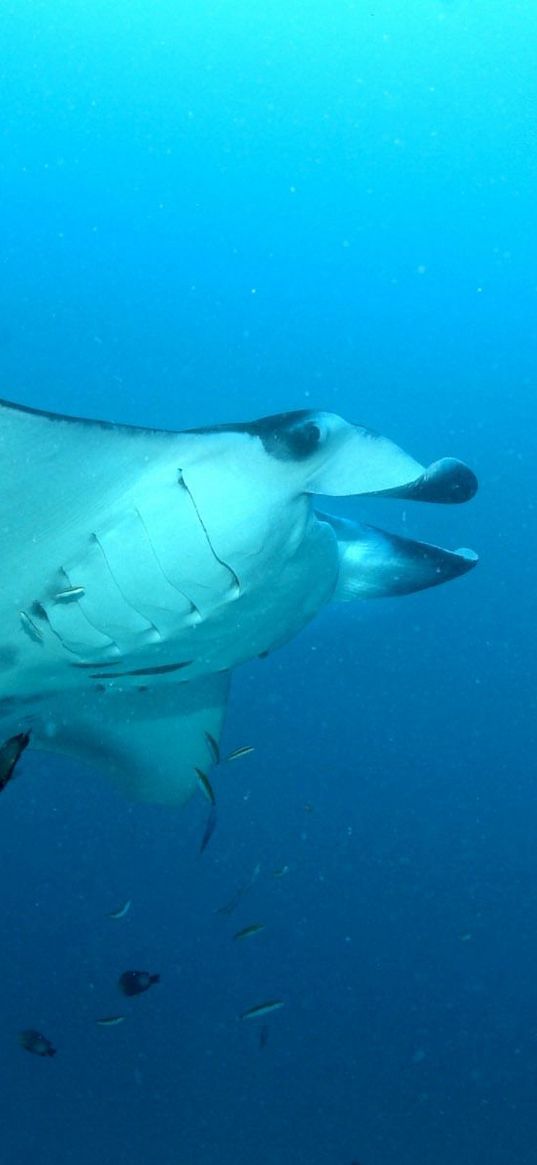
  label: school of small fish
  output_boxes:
[6,736,288,1058]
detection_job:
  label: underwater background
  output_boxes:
[1,1,536,1162]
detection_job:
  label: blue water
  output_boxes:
[1,1,536,1161]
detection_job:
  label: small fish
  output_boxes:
[233,923,265,942]
[272,865,289,878]
[96,1015,125,1027]
[259,1023,269,1050]
[216,890,242,917]
[19,610,44,642]
[205,731,220,765]
[107,899,132,920]
[215,863,261,915]
[195,767,216,805]
[53,586,85,603]
[200,803,217,853]
[118,970,160,997]
[0,732,30,793]
[240,999,284,1021]
[226,745,255,762]
[19,1029,56,1057]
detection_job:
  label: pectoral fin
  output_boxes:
[30,673,230,806]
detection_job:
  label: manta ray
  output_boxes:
[0,399,478,805]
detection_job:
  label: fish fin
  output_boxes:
[370,456,478,504]
[31,673,230,806]
[303,416,477,503]
[319,514,478,600]
[200,803,217,853]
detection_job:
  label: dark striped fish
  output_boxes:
[0,732,30,793]
[205,731,220,765]
[195,768,216,805]
[226,745,255,762]
[215,863,261,916]
[19,1028,56,1057]
[106,899,132,920]
[53,586,85,603]
[200,803,217,853]
[19,610,43,642]
[240,999,284,1021]
[233,923,265,942]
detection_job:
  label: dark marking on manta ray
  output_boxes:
[88,660,193,680]
[0,396,183,437]
[234,414,323,461]
[0,645,19,669]
[0,692,47,711]
[188,410,383,463]
[186,411,325,461]
[71,660,120,669]
[30,601,48,620]
[0,398,381,454]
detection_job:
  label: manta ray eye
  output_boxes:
[253,411,325,460]
[285,420,322,458]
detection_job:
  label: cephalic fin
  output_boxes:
[319,513,478,600]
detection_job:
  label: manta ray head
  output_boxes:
[191,408,478,504]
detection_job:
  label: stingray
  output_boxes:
[0,400,478,805]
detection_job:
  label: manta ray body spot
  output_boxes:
[89,660,193,680]
[0,646,19,670]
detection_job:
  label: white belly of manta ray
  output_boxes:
[0,399,478,806]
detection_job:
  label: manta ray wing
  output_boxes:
[0,401,237,803]
[31,672,230,806]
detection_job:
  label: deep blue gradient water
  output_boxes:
[1,2,536,1162]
